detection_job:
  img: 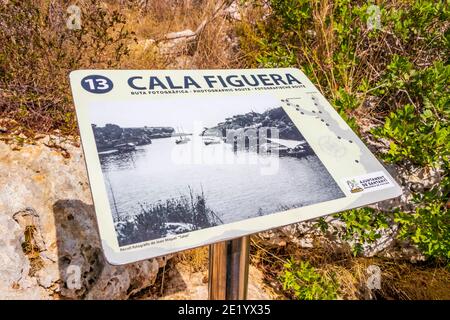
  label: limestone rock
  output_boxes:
[224,1,241,20]
[147,263,272,300]
[0,215,30,291]
[159,29,197,55]
[165,29,196,40]
[0,137,170,299]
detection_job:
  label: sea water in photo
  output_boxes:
[100,136,343,222]
[89,95,345,245]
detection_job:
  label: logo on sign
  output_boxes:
[342,171,393,195]
[346,179,364,193]
[81,75,113,94]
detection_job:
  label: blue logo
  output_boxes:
[81,75,113,94]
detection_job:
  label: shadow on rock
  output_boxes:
[157,263,188,299]
[53,199,167,299]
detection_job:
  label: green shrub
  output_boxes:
[369,57,449,261]
[280,259,338,300]
[372,59,449,167]
[372,103,449,167]
[239,0,450,262]
[395,177,450,260]
[239,0,449,126]
[334,208,391,256]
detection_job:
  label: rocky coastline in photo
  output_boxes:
[203,107,303,140]
[203,107,314,157]
[92,124,175,152]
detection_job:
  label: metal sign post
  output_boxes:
[209,236,250,300]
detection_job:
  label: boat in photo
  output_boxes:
[115,142,136,152]
[203,136,223,145]
[175,126,191,144]
[286,145,313,157]
[175,136,190,144]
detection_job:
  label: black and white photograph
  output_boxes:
[89,95,345,247]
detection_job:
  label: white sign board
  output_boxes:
[69,68,401,265]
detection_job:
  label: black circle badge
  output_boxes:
[81,75,113,94]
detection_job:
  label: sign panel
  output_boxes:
[69,68,401,265]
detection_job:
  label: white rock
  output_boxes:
[0,214,29,289]
[165,29,196,40]
[224,2,241,20]
[298,237,314,248]
[0,138,170,299]
[158,30,197,55]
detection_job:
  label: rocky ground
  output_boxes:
[0,1,264,300]
[0,137,170,299]
[0,135,276,299]
[137,264,273,300]
[92,124,174,151]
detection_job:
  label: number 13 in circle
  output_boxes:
[81,75,113,94]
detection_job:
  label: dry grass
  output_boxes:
[0,0,241,136]
[176,246,209,273]
[0,0,132,135]
[379,262,450,300]
[250,235,450,300]
[117,0,242,69]
[135,235,450,300]
[238,0,449,123]
[130,246,209,299]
